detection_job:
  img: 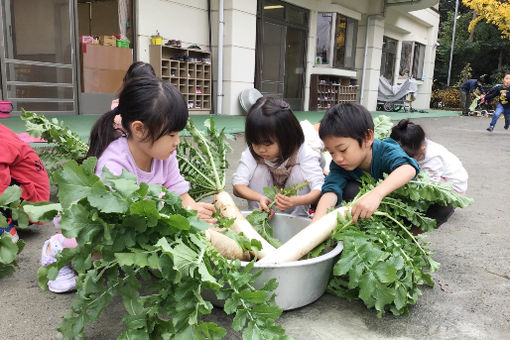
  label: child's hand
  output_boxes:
[274,193,298,211]
[351,191,383,224]
[258,196,272,213]
[193,202,217,224]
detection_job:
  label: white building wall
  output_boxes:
[135,0,210,66]
[209,0,258,116]
[384,7,439,110]
[134,0,439,115]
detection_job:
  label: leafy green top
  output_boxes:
[23,158,287,339]
[20,110,88,171]
[327,173,473,317]
[177,119,234,201]
[0,186,26,278]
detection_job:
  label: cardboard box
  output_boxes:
[81,44,133,93]
[99,35,116,47]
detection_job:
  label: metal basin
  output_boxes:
[206,212,343,311]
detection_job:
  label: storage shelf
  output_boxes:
[309,74,359,111]
[150,44,212,114]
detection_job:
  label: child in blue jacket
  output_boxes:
[485,72,510,132]
[311,103,420,224]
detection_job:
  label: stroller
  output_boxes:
[377,76,418,112]
[468,84,500,117]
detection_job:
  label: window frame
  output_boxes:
[399,41,425,80]
[380,36,398,83]
[315,12,357,70]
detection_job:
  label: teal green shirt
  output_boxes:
[321,138,420,200]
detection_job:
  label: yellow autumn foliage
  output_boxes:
[462,0,510,39]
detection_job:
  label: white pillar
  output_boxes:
[211,0,257,116]
[359,15,384,111]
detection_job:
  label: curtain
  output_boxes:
[118,0,128,40]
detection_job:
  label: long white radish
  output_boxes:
[214,191,276,259]
[258,206,350,264]
[205,229,251,261]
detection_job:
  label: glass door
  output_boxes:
[256,0,308,111]
[259,21,285,98]
[0,0,77,115]
[284,27,306,110]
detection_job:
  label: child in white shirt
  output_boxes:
[232,97,324,217]
[390,119,468,226]
[390,119,468,194]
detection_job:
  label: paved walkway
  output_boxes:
[1,115,508,339]
[1,109,460,139]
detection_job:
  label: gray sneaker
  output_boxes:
[487,126,494,132]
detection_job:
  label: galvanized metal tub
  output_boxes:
[205,212,343,311]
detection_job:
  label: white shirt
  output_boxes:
[232,143,325,192]
[300,120,332,173]
[419,139,468,194]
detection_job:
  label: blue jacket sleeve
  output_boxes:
[321,162,349,201]
[484,85,503,102]
[376,139,420,178]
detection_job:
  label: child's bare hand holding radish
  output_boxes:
[181,193,217,224]
[258,195,272,213]
[350,190,383,223]
[274,193,299,211]
[192,202,217,224]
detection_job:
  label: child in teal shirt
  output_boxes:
[312,103,420,224]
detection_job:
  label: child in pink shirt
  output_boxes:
[41,76,215,293]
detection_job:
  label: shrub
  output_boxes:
[430,87,461,109]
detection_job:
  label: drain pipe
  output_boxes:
[216,0,224,115]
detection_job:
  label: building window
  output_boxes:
[412,42,425,80]
[399,41,425,79]
[316,12,357,69]
[380,36,398,83]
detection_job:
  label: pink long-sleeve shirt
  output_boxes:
[95,136,190,195]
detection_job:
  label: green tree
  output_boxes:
[434,0,510,86]
[463,0,510,39]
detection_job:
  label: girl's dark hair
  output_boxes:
[87,76,188,158]
[319,103,374,147]
[245,96,304,163]
[123,62,156,83]
[389,119,425,157]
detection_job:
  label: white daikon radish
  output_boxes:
[205,228,251,261]
[258,206,350,264]
[214,191,276,259]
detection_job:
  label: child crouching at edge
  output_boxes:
[390,119,468,226]
[311,103,420,224]
[0,123,50,242]
[40,76,216,293]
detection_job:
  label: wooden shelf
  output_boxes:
[150,45,212,114]
[309,74,359,111]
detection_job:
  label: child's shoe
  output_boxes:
[40,235,77,293]
[504,124,509,130]
[0,220,19,243]
[486,125,494,132]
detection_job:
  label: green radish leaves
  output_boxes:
[328,173,473,317]
[177,119,233,200]
[0,186,26,278]
[29,158,286,339]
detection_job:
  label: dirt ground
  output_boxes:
[1,115,509,340]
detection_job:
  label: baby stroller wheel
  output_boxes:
[480,110,488,117]
[383,102,395,112]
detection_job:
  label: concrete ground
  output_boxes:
[2,115,509,340]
